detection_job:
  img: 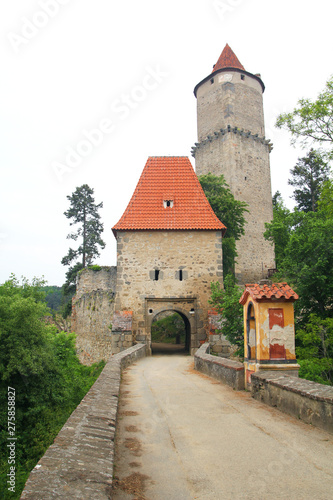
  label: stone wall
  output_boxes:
[75,266,117,300]
[194,133,275,284]
[114,230,223,355]
[111,310,134,354]
[252,371,333,434]
[208,309,231,357]
[196,70,265,140]
[21,343,146,499]
[194,342,245,390]
[72,267,117,364]
[194,69,275,284]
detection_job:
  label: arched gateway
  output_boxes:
[111,157,226,356]
[147,299,197,354]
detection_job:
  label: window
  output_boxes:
[154,270,160,281]
[241,74,245,81]
[176,269,186,281]
[163,200,174,208]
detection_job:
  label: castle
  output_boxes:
[72,44,276,364]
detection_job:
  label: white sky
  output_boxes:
[1,0,332,286]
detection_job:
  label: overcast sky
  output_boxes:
[1,0,332,286]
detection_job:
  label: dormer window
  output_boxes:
[163,200,174,208]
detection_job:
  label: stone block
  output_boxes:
[212,345,222,353]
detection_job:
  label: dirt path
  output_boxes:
[112,355,333,500]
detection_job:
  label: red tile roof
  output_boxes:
[239,282,299,305]
[212,44,245,73]
[112,157,226,235]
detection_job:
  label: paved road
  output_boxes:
[112,355,333,500]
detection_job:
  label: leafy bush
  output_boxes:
[209,274,244,357]
[296,315,333,384]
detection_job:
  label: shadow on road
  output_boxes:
[151,342,188,355]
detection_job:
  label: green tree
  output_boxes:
[265,190,333,323]
[0,275,105,499]
[42,286,62,311]
[199,173,248,277]
[209,274,244,356]
[61,184,105,269]
[264,193,303,269]
[318,179,333,216]
[288,149,330,212]
[61,262,83,318]
[296,315,333,385]
[280,210,333,321]
[276,76,333,157]
[151,313,186,344]
[272,190,283,209]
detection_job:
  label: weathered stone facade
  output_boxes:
[72,46,278,361]
[114,230,223,355]
[72,267,116,364]
[193,48,276,284]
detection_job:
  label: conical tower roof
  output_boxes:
[194,43,264,96]
[112,157,226,235]
[212,43,245,72]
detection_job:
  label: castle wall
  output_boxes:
[72,267,117,364]
[114,230,223,355]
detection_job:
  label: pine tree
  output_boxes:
[61,184,105,268]
[288,149,330,212]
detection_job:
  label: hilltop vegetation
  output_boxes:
[0,276,105,499]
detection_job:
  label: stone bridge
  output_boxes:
[21,345,333,499]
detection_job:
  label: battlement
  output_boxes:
[75,266,117,300]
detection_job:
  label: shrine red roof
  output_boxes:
[212,44,245,72]
[239,282,299,305]
[112,157,226,235]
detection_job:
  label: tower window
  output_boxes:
[241,74,245,81]
[154,270,160,281]
[163,200,174,208]
[176,269,186,281]
[210,78,214,84]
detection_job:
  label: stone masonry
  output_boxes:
[193,45,276,284]
[114,230,223,355]
[72,267,117,364]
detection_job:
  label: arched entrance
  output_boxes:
[246,302,256,360]
[145,298,198,355]
[151,310,190,355]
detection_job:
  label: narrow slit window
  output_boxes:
[179,270,183,281]
[154,270,160,281]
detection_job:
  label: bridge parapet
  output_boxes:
[21,343,146,499]
[252,371,333,434]
[194,342,245,390]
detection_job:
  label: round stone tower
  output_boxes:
[192,44,275,284]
